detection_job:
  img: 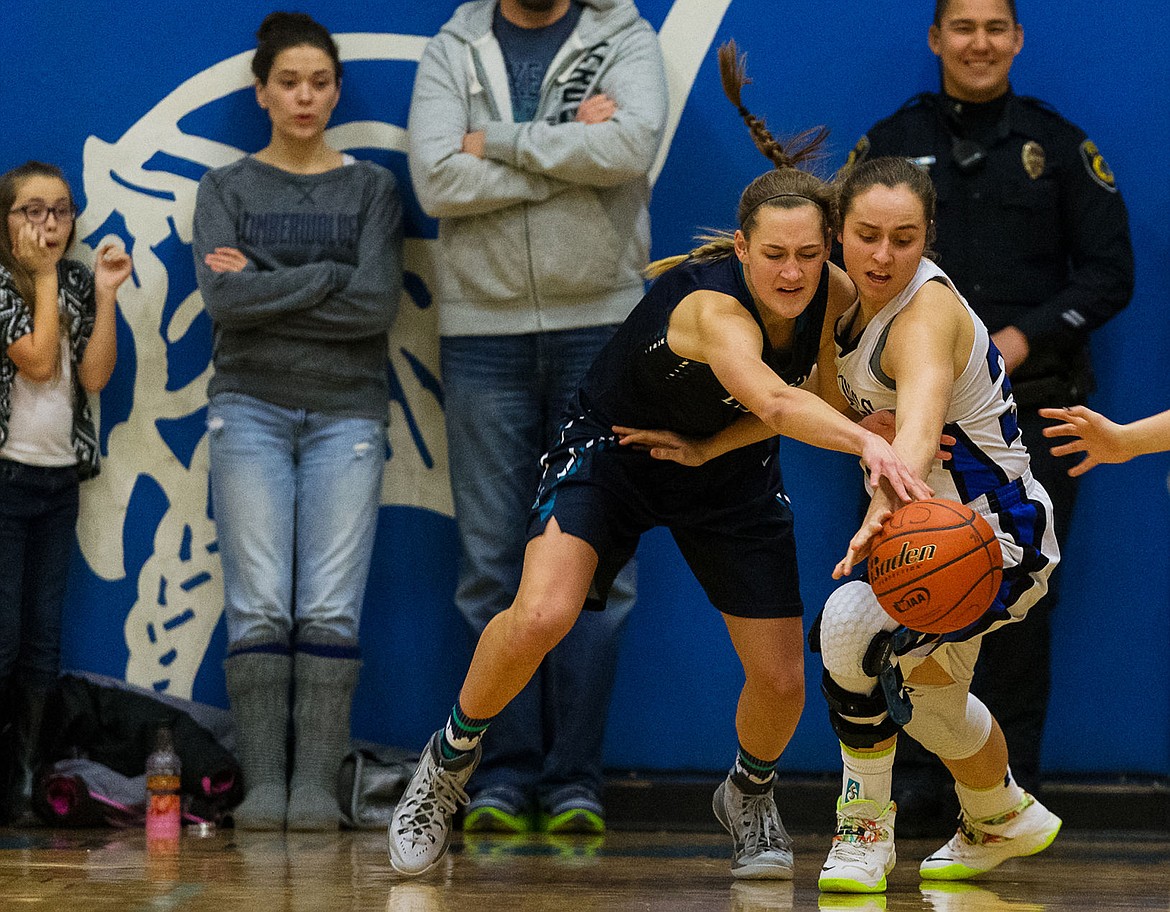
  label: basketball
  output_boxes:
[867,498,1003,634]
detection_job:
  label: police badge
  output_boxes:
[1021,140,1045,179]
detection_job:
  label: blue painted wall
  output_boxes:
[3,0,1166,775]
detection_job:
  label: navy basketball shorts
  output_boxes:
[527,416,804,620]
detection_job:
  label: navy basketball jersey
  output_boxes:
[575,255,829,436]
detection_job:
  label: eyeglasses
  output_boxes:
[8,203,76,224]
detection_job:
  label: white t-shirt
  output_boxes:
[0,334,77,466]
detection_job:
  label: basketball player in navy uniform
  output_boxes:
[387,44,929,881]
[845,0,1134,831]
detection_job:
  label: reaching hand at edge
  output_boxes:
[1040,405,1170,475]
[833,505,892,580]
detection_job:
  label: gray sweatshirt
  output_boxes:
[407,0,667,336]
[193,156,403,418]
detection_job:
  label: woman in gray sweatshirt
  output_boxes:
[192,11,403,833]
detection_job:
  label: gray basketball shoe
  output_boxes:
[712,775,795,879]
[388,731,481,876]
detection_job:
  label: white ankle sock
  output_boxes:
[840,741,895,805]
[955,767,1025,820]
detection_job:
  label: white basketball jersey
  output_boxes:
[835,258,1032,505]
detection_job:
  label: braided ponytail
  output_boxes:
[718,40,828,172]
[646,40,836,278]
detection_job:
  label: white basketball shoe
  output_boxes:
[819,797,897,893]
[919,792,1061,880]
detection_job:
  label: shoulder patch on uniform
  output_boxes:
[1080,140,1117,191]
[846,135,870,170]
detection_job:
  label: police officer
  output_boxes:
[847,0,1134,836]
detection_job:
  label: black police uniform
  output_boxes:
[849,88,1134,830]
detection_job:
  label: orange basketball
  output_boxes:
[867,498,1003,634]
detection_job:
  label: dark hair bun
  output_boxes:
[257,11,318,44]
[251,11,341,83]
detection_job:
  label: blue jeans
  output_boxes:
[441,327,636,804]
[207,393,385,648]
[0,459,78,689]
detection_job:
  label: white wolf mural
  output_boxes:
[71,1,732,698]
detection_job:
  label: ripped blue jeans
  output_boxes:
[206,392,385,648]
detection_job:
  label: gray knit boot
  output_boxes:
[286,649,361,831]
[224,649,291,830]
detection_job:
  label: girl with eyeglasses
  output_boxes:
[0,161,132,825]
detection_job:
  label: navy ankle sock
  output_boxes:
[441,702,491,760]
[731,743,778,795]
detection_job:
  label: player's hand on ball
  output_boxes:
[834,508,893,580]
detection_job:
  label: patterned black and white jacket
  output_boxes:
[0,259,101,478]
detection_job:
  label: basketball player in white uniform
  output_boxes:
[814,155,1062,893]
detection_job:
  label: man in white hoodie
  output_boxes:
[405,0,666,836]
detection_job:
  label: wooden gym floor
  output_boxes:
[1,826,1168,911]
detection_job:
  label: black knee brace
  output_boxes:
[820,670,902,749]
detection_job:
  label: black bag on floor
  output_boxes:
[33,673,243,826]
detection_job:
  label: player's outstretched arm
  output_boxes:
[1041,405,1170,475]
[692,293,932,503]
[613,414,773,466]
